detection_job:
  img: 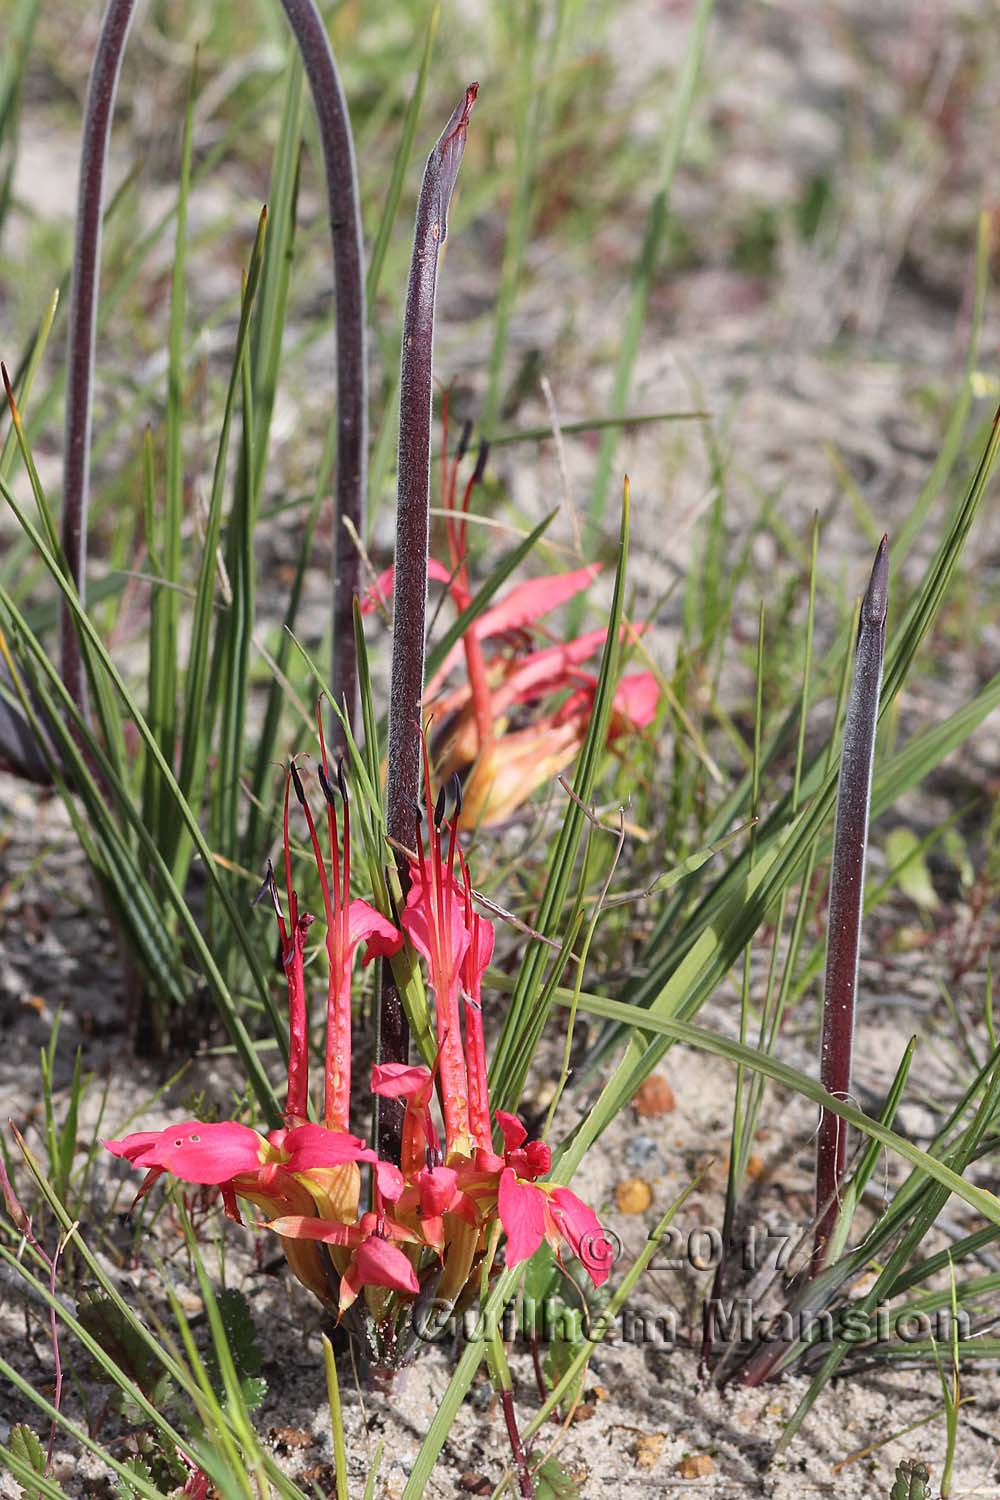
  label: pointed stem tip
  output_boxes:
[862,534,889,630]
[427,84,478,240]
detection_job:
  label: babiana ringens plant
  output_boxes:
[105,735,614,1373]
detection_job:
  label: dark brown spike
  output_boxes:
[317,764,337,806]
[252,860,282,919]
[289,762,307,807]
[455,418,474,463]
[472,440,489,485]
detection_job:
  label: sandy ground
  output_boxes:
[3,0,1000,1494]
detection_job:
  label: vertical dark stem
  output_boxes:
[63,0,365,743]
[499,1388,536,1499]
[813,535,888,1269]
[277,0,366,742]
[377,85,478,1163]
[61,0,137,716]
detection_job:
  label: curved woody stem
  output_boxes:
[62,0,366,735]
[379,85,478,1163]
[277,0,367,740]
[61,0,137,716]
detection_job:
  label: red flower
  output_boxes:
[360,409,658,825]
[104,1120,273,1188]
[285,730,403,1129]
[397,746,480,1158]
[265,1209,420,1315]
[497,1169,613,1288]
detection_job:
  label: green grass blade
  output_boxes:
[403,1267,522,1500]
[0,289,58,488]
[207,344,258,967]
[250,52,304,498]
[0,499,282,1122]
[365,3,439,311]
[774,1060,1000,1445]
[321,1335,349,1500]
[0,0,40,237]
[823,1036,916,1264]
[894,211,989,562]
[488,481,631,1110]
[170,207,268,874]
[587,0,713,530]
[1,616,189,1018]
[353,596,383,802]
[148,54,197,848]
[613,413,1000,1061]
[242,476,330,866]
[481,0,545,433]
[484,407,707,450]
[423,508,557,682]
[2,378,128,785]
[540,984,1000,1225]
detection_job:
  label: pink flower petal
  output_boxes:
[419,1165,458,1218]
[400,861,471,981]
[356,1209,422,1247]
[375,1160,405,1203]
[611,672,659,730]
[549,1186,614,1288]
[488,628,608,715]
[266,1215,362,1246]
[103,1130,163,1167]
[424,566,601,698]
[507,1139,551,1181]
[348,899,403,965]
[353,1236,419,1295]
[495,1111,527,1154]
[370,1063,433,1100]
[475,565,600,638]
[131,1121,268,1186]
[463,912,494,999]
[497,1167,546,1268]
[359,559,454,614]
[279,1123,375,1171]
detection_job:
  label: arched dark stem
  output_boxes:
[62,0,366,738]
[277,0,366,742]
[377,85,477,1164]
[61,0,137,716]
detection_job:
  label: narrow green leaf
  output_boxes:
[365,3,439,310]
[489,481,631,1110]
[171,206,268,876]
[587,0,714,528]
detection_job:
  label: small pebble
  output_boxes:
[624,1133,663,1173]
[632,1074,675,1116]
[615,1177,653,1213]
[633,1432,666,1469]
[676,1454,715,1479]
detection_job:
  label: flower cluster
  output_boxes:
[105,728,613,1339]
[361,410,659,826]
